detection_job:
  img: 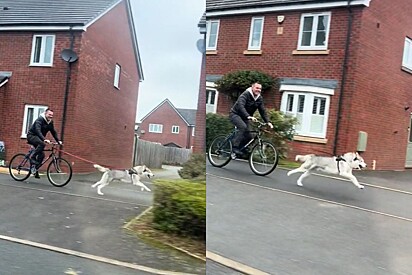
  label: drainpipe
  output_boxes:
[60,27,75,148]
[333,0,353,156]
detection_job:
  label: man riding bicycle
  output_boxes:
[27,108,62,178]
[229,82,273,156]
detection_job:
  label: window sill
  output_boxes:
[401,66,412,74]
[29,63,53,67]
[206,50,218,55]
[292,50,330,55]
[293,135,327,144]
[243,50,262,55]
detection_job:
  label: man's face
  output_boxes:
[45,110,54,121]
[252,84,262,96]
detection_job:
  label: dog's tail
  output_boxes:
[295,154,315,162]
[93,164,109,173]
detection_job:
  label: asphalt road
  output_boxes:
[0,169,205,275]
[206,159,412,275]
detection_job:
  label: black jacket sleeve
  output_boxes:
[237,93,251,120]
[33,119,46,141]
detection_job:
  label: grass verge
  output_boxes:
[124,207,206,262]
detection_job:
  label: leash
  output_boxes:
[56,148,124,170]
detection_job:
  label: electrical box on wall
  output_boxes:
[357,131,368,152]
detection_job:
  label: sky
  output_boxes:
[131,0,205,121]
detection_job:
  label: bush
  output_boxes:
[206,112,233,150]
[215,70,277,102]
[206,109,297,158]
[178,153,205,181]
[152,179,206,240]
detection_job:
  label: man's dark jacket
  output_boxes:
[230,89,269,122]
[27,116,60,142]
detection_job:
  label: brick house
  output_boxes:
[139,99,196,149]
[206,0,412,170]
[0,0,143,172]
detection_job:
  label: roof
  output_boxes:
[0,0,120,27]
[140,99,197,126]
[206,0,371,15]
[0,0,144,81]
[176,109,197,126]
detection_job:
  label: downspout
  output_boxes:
[60,27,75,147]
[333,0,353,156]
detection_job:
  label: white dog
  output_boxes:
[287,152,367,189]
[92,164,154,195]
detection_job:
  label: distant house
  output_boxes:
[0,0,143,172]
[139,99,196,149]
[206,0,412,170]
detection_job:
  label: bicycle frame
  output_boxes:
[23,144,60,170]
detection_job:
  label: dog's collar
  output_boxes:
[335,156,346,162]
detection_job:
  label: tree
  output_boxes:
[215,70,277,102]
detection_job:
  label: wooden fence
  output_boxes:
[133,138,192,168]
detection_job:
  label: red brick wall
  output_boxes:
[0,0,140,172]
[207,3,412,170]
[0,31,81,165]
[65,0,140,171]
[139,102,193,149]
[193,51,206,153]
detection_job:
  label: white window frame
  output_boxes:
[280,89,331,138]
[30,34,56,66]
[402,37,412,71]
[206,87,219,113]
[192,127,195,136]
[149,124,163,133]
[172,125,180,134]
[297,12,331,50]
[114,64,121,89]
[206,20,220,50]
[248,16,264,50]
[21,104,48,138]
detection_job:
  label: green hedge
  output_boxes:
[178,153,206,181]
[206,109,296,158]
[152,179,206,240]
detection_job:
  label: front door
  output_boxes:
[405,113,412,167]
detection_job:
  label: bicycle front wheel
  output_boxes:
[208,135,232,168]
[47,158,72,187]
[249,141,279,176]
[9,154,31,181]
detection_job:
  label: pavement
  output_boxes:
[0,164,205,275]
[207,160,412,275]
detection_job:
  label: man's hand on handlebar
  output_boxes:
[247,116,258,122]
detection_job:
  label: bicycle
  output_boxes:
[208,120,279,176]
[9,142,72,187]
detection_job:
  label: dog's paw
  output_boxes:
[358,184,364,189]
[297,181,303,186]
[97,191,104,195]
[287,171,292,176]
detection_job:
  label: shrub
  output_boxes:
[206,112,233,150]
[215,70,277,102]
[152,179,206,240]
[178,153,205,181]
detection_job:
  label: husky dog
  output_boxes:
[92,164,154,195]
[287,152,367,189]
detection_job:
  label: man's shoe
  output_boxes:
[34,171,40,179]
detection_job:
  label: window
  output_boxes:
[402,37,412,71]
[206,20,220,50]
[172,125,179,134]
[281,92,330,138]
[297,12,331,50]
[192,127,195,136]
[149,124,163,133]
[114,64,121,89]
[206,89,218,113]
[21,105,48,138]
[248,17,264,50]
[30,35,55,66]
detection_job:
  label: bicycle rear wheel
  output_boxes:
[208,135,232,168]
[47,158,72,187]
[249,141,278,176]
[9,154,31,181]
